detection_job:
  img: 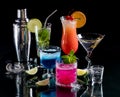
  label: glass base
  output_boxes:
[42,73,51,79]
[42,72,56,88]
[6,62,24,74]
[56,81,78,88]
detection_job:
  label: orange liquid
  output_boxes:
[61,22,78,54]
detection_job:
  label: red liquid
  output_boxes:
[61,17,78,54]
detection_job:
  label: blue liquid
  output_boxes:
[40,58,59,69]
[40,89,56,97]
[40,51,60,69]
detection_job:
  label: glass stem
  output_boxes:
[50,69,54,75]
[47,69,51,78]
[47,69,50,74]
[85,51,92,69]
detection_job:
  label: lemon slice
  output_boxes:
[71,11,86,28]
[27,18,42,33]
[35,78,49,86]
[25,67,38,75]
[77,69,87,76]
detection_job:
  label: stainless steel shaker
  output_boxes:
[13,9,31,63]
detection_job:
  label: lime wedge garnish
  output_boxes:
[25,67,38,75]
[77,69,87,76]
[35,78,49,86]
[27,18,42,33]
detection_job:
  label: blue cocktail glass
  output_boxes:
[40,45,61,78]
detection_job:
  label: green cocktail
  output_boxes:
[35,23,51,57]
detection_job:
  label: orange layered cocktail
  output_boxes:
[60,16,78,54]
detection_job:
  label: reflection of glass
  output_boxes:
[6,62,24,73]
[56,61,77,88]
[35,23,51,57]
[56,86,77,97]
[77,33,105,69]
[40,46,61,78]
[39,89,56,97]
[60,16,78,54]
[80,86,91,97]
[91,83,103,97]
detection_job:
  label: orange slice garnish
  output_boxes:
[71,11,86,28]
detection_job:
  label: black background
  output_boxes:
[1,0,119,65]
[0,0,120,97]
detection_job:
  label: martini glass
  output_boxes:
[77,33,105,69]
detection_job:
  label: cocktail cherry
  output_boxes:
[65,16,73,20]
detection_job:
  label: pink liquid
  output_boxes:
[56,62,77,87]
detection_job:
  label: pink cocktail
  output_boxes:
[56,61,77,87]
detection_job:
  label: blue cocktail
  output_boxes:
[40,46,61,78]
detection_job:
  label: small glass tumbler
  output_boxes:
[91,83,103,97]
[90,65,104,85]
[56,61,77,88]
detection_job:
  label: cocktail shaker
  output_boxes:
[13,9,31,63]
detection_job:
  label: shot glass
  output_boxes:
[90,65,104,85]
[56,61,77,88]
[91,83,103,97]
